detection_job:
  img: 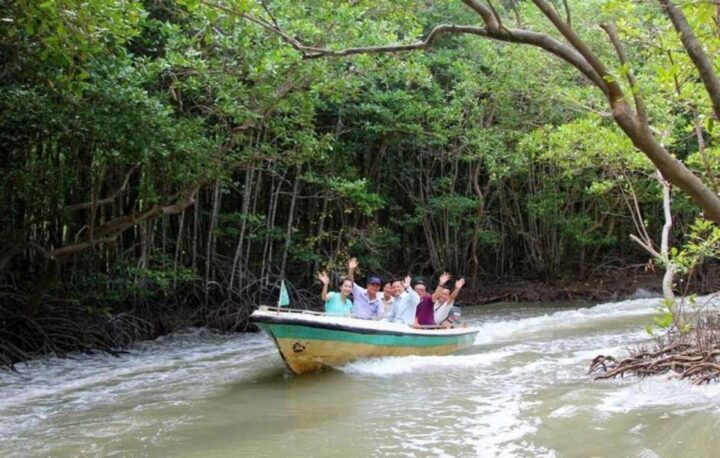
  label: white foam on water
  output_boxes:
[548,405,578,418]
[0,331,277,445]
[462,388,550,457]
[0,333,272,411]
[597,375,720,414]
[472,297,669,345]
[638,448,662,458]
[338,350,514,376]
[474,294,720,349]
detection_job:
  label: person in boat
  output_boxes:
[443,306,463,327]
[433,277,465,327]
[413,273,450,327]
[380,281,395,315]
[316,271,353,317]
[383,275,421,325]
[413,272,464,327]
[346,257,383,319]
[412,277,429,299]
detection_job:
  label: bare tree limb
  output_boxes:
[630,234,661,259]
[486,0,505,30]
[529,0,621,100]
[48,189,198,260]
[64,165,138,211]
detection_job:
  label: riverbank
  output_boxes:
[466,268,720,304]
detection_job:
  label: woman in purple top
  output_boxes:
[414,295,436,326]
[414,272,452,327]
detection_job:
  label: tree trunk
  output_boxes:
[192,189,200,269]
[279,167,301,280]
[204,180,221,305]
[173,210,185,290]
[229,167,255,290]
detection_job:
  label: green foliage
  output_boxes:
[671,219,720,273]
[4,0,720,308]
[327,178,384,216]
[72,257,200,307]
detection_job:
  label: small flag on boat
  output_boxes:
[278,280,290,307]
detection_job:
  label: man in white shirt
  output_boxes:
[380,281,395,315]
[384,276,421,325]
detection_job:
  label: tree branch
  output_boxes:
[630,234,661,259]
[529,0,620,100]
[228,0,720,224]
[276,22,490,58]
[658,0,720,120]
[600,22,648,123]
[563,0,572,27]
[236,0,608,94]
[47,189,198,260]
[64,165,138,211]
[486,0,505,31]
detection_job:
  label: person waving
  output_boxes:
[317,271,353,317]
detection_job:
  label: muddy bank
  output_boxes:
[464,267,720,305]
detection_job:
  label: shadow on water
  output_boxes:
[233,363,346,386]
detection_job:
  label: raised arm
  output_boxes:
[432,272,451,303]
[317,271,330,301]
[404,275,420,303]
[347,257,358,283]
[448,278,465,305]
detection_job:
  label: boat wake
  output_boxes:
[471,297,667,345]
[338,350,514,376]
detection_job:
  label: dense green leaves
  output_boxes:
[3,0,720,310]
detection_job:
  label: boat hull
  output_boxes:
[252,309,478,374]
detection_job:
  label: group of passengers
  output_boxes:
[316,258,465,328]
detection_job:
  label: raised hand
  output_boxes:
[348,257,359,271]
[439,272,451,286]
[403,275,411,289]
[448,277,466,305]
[316,271,330,285]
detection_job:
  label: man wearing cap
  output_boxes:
[347,257,383,319]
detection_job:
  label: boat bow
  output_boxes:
[251,307,478,374]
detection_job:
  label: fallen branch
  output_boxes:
[591,315,720,384]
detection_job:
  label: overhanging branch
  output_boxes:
[231,0,607,94]
[658,0,720,120]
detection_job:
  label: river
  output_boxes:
[2,294,720,457]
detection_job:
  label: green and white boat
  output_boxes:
[251,306,479,375]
